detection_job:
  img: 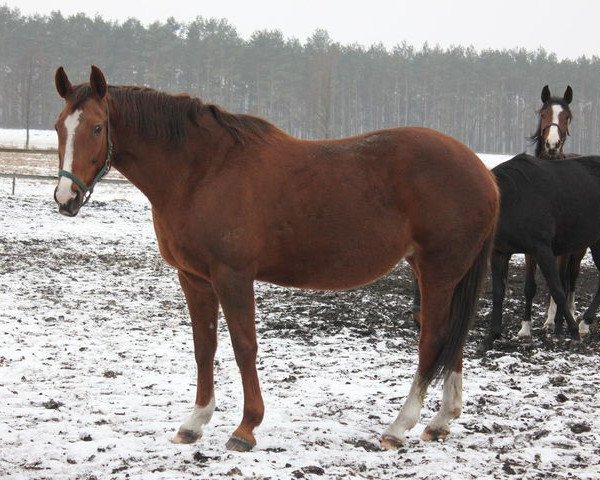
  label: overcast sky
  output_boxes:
[3,0,597,60]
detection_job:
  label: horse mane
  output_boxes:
[69,84,280,147]
[529,97,573,158]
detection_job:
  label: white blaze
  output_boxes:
[55,110,82,204]
[546,105,563,149]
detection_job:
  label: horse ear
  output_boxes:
[55,67,73,99]
[541,85,551,103]
[563,85,573,105]
[90,65,107,99]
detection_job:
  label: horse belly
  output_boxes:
[258,224,412,290]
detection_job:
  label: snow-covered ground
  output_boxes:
[0,129,57,150]
[1,153,600,479]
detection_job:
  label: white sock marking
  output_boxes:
[544,298,557,330]
[518,321,532,338]
[425,371,462,434]
[179,396,216,434]
[55,110,82,204]
[384,374,425,442]
[567,291,576,317]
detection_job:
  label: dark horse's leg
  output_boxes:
[408,255,421,328]
[535,248,580,339]
[580,244,600,335]
[547,251,583,331]
[172,271,220,444]
[481,250,510,350]
[568,249,586,313]
[518,254,537,338]
[211,265,264,452]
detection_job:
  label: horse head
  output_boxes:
[54,65,113,216]
[537,85,573,158]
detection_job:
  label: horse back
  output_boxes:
[493,154,600,254]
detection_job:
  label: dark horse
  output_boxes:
[518,85,587,338]
[53,66,498,451]
[483,154,600,350]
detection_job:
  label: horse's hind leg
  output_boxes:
[172,272,219,444]
[518,254,537,337]
[381,267,454,448]
[481,250,510,350]
[535,249,580,339]
[580,244,600,335]
[408,255,421,329]
[567,249,585,315]
[421,352,463,442]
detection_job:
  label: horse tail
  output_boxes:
[424,226,495,386]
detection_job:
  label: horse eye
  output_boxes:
[93,125,102,136]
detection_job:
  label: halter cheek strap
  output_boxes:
[57,104,113,206]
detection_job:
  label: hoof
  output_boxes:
[517,330,531,339]
[543,321,555,331]
[553,324,564,335]
[579,322,590,336]
[477,336,495,354]
[517,321,531,338]
[171,428,201,444]
[226,435,255,452]
[380,434,405,450]
[421,426,449,442]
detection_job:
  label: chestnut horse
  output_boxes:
[53,65,498,451]
[519,85,587,338]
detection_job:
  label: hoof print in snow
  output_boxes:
[570,423,591,434]
[42,399,64,410]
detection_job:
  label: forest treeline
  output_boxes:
[2,6,600,154]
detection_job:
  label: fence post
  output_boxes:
[12,176,15,195]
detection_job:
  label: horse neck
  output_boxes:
[109,109,232,210]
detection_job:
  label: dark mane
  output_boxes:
[69,84,279,147]
[529,98,573,158]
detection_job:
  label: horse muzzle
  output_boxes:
[54,186,82,217]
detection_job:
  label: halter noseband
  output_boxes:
[57,104,113,206]
[541,121,569,141]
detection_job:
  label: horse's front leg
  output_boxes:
[172,271,219,444]
[212,266,264,452]
[518,254,537,337]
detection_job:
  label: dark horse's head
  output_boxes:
[531,85,573,159]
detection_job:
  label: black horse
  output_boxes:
[519,85,585,337]
[482,153,600,349]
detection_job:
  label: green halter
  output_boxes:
[57,104,113,206]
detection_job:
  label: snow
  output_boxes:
[0,129,57,149]
[2,135,599,479]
